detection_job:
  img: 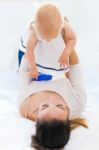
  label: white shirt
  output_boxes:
[18,56,87,120]
[19,20,69,76]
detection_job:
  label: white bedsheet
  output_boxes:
[0,69,99,150]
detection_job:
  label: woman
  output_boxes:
[18,49,88,150]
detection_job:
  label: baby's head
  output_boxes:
[35,3,63,41]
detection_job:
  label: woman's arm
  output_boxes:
[68,50,87,112]
[68,50,87,100]
[69,49,79,65]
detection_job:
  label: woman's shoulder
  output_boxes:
[19,99,28,118]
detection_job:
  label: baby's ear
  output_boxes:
[64,16,69,22]
[29,21,35,31]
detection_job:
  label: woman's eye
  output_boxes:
[56,104,63,107]
[56,104,64,109]
[41,104,48,110]
[42,104,48,107]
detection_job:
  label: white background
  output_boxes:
[0,1,99,150]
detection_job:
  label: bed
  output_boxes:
[0,1,99,150]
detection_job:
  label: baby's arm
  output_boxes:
[63,18,76,55]
[58,18,76,68]
[26,26,38,78]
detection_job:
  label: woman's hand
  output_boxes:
[29,65,39,79]
[58,49,69,69]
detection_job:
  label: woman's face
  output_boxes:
[36,96,69,122]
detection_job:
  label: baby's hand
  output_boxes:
[58,50,69,69]
[29,65,39,79]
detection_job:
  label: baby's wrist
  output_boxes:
[64,49,70,56]
[64,47,74,56]
[30,64,37,70]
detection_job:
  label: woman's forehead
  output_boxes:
[40,100,66,107]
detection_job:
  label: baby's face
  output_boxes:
[35,3,63,41]
[35,23,63,42]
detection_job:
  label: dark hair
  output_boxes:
[31,119,71,150]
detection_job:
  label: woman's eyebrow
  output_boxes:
[56,104,65,110]
[41,104,65,110]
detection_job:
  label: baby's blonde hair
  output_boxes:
[35,3,62,39]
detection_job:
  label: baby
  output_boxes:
[18,3,76,80]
